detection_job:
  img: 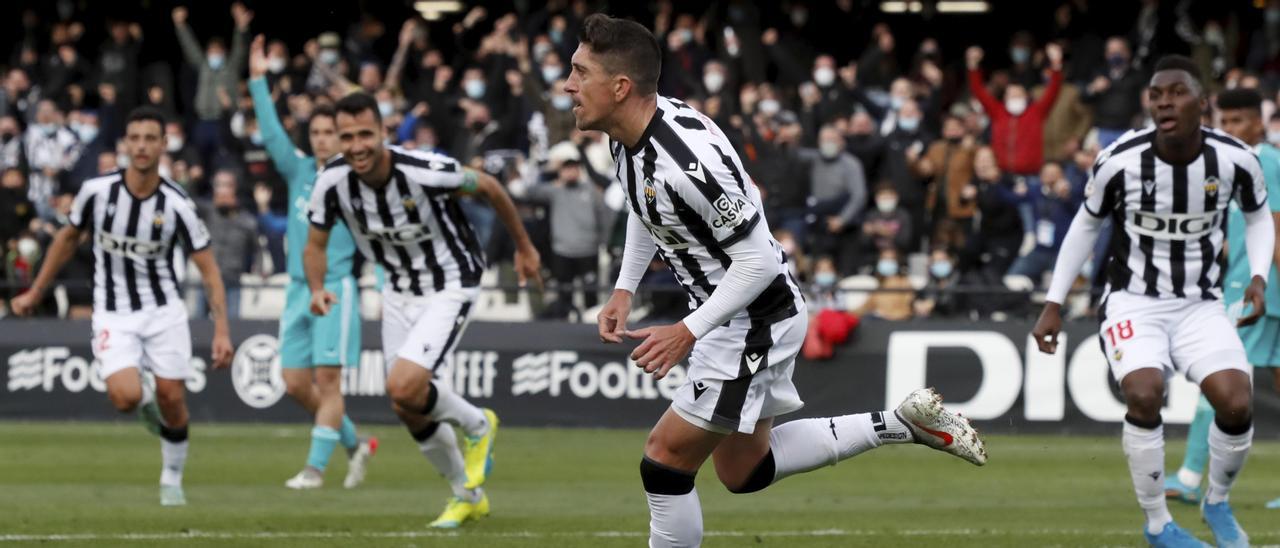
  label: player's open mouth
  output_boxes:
[1156,116,1178,131]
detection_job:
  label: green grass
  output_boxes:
[1,422,1279,547]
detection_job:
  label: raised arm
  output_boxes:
[384,20,417,93]
[247,35,300,181]
[171,7,206,68]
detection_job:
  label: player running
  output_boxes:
[1032,56,1274,548]
[1163,88,1280,512]
[11,106,235,507]
[247,35,375,491]
[569,14,985,547]
[304,92,541,528]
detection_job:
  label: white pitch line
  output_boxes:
[8,528,1271,543]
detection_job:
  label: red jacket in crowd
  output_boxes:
[967,68,1063,176]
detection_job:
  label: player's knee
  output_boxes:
[1123,388,1163,418]
[639,456,696,496]
[385,377,418,406]
[1212,393,1252,427]
[284,378,311,401]
[107,389,140,413]
[722,451,776,494]
[155,386,184,410]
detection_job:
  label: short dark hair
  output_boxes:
[1152,55,1203,93]
[578,14,662,96]
[1217,88,1263,115]
[125,106,167,132]
[334,92,381,124]
[309,103,337,125]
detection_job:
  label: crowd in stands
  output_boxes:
[0,1,1276,322]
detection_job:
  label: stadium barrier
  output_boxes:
[3,319,1278,437]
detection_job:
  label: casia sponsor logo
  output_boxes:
[1129,211,1220,240]
[96,232,168,260]
[364,224,433,244]
[710,195,748,229]
[231,335,285,408]
[511,351,685,400]
[6,346,206,393]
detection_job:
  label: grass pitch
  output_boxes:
[2,422,1279,547]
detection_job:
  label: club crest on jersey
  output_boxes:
[402,197,416,210]
[152,216,164,227]
[1113,348,1124,362]
[644,178,657,203]
[1203,176,1220,195]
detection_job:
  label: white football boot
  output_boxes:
[895,387,988,466]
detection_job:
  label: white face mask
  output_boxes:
[703,72,725,93]
[541,65,561,84]
[116,153,130,168]
[813,67,835,87]
[167,136,184,152]
[1005,97,1028,116]
[464,80,486,99]
[758,98,780,115]
[1268,129,1280,143]
[551,94,573,111]
[267,57,287,74]
[819,141,841,159]
[876,197,898,213]
[378,101,394,117]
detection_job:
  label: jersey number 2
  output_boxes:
[1105,320,1134,346]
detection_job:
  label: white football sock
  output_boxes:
[1205,422,1252,505]
[646,489,702,548]
[160,439,188,487]
[419,424,480,503]
[1122,420,1172,535]
[427,382,488,438]
[770,411,910,483]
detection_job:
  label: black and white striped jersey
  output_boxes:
[614,95,802,322]
[68,170,210,313]
[308,146,485,295]
[1086,127,1268,300]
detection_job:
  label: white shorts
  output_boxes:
[91,302,193,381]
[382,287,478,371]
[671,312,808,435]
[1099,291,1250,384]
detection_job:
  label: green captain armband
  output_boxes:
[460,169,479,194]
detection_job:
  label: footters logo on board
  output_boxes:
[511,351,685,400]
[231,335,285,408]
[6,346,207,393]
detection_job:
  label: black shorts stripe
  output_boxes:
[1138,148,1159,296]
[431,301,473,370]
[392,172,446,291]
[373,180,423,296]
[101,182,122,312]
[147,191,168,307]
[1198,145,1220,299]
[1169,161,1189,298]
[122,189,144,311]
[711,319,775,430]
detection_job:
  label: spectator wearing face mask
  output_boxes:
[1007,161,1082,284]
[914,246,964,319]
[748,110,812,243]
[516,42,576,146]
[1005,31,1044,89]
[879,97,931,248]
[24,99,82,219]
[99,20,143,112]
[0,168,35,260]
[197,169,259,319]
[809,255,841,311]
[966,43,1063,176]
[1082,36,1145,148]
[856,247,914,321]
[800,125,867,267]
[845,110,886,182]
[172,4,253,175]
[856,184,912,273]
[912,114,976,250]
[960,146,1024,281]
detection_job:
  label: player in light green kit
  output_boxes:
[1166,88,1280,510]
[248,35,375,489]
